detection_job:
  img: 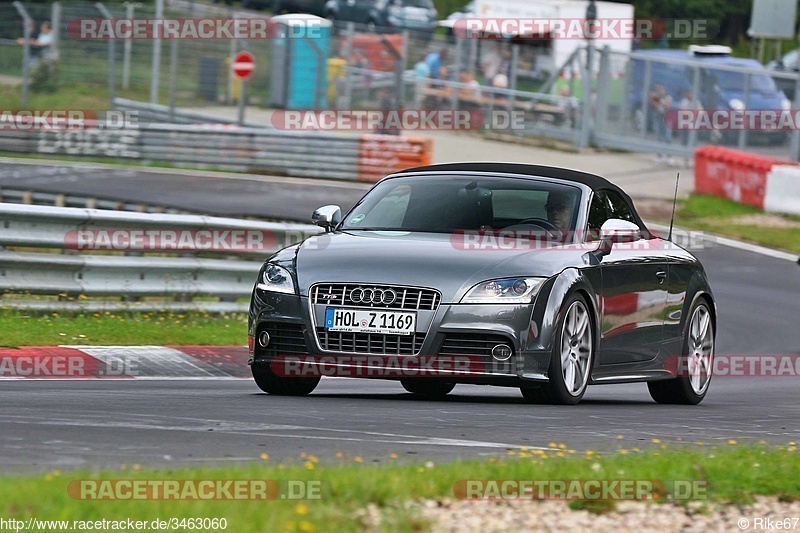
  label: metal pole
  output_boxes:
[594,45,610,134]
[579,44,594,148]
[737,73,750,150]
[790,77,800,162]
[150,0,164,103]
[12,1,31,108]
[51,2,61,57]
[237,44,247,126]
[168,39,179,121]
[122,2,135,90]
[398,30,408,109]
[96,3,116,107]
[342,22,354,109]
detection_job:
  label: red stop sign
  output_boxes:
[232,51,255,80]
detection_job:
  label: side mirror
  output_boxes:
[592,219,641,260]
[312,205,342,232]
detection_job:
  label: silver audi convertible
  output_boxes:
[248,163,716,405]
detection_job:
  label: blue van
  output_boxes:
[627,46,791,143]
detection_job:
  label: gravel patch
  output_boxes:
[411,496,800,532]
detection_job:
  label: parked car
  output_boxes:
[628,46,791,144]
[766,48,800,98]
[242,0,326,15]
[248,162,716,405]
[324,0,438,33]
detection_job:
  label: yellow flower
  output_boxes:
[298,521,315,533]
[304,461,314,470]
[556,451,564,457]
[418,467,425,473]
[295,504,308,515]
[309,455,319,464]
[548,442,557,448]
[390,453,398,460]
[354,456,362,463]
[260,453,269,461]
[558,443,567,450]
[652,439,661,444]
[133,464,140,471]
[336,452,343,459]
[586,450,595,456]
[619,449,628,455]
[728,439,737,445]
[617,435,624,440]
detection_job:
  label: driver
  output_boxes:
[545,190,574,232]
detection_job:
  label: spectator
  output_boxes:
[649,83,673,164]
[18,21,54,68]
[558,86,578,127]
[677,88,702,167]
[457,69,482,109]
[424,49,448,79]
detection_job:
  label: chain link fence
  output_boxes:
[1,1,799,161]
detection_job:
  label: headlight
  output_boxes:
[460,277,545,304]
[728,99,745,111]
[782,98,792,111]
[256,264,296,294]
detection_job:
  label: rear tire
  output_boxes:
[401,379,455,399]
[252,367,319,396]
[648,299,713,405]
[521,293,594,405]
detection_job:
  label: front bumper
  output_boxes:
[248,287,553,385]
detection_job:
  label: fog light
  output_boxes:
[258,331,270,348]
[491,344,512,361]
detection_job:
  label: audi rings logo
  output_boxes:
[350,287,397,305]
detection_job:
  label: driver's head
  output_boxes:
[545,190,574,231]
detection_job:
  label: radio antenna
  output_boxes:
[668,172,680,242]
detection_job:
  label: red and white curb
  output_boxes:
[0,346,250,379]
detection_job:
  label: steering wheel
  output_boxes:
[515,217,560,232]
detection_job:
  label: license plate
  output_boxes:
[325,308,416,335]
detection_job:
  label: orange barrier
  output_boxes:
[694,146,797,209]
[357,135,433,183]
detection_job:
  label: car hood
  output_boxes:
[294,231,587,302]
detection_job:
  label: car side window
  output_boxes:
[605,190,636,224]
[587,191,610,241]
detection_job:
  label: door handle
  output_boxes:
[656,271,667,284]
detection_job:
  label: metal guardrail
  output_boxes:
[0,104,432,181]
[0,203,321,311]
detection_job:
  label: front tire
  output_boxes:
[648,299,713,405]
[401,379,455,399]
[252,367,320,396]
[522,294,594,405]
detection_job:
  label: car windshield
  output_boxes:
[708,67,778,94]
[340,175,582,233]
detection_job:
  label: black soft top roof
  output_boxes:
[398,162,625,195]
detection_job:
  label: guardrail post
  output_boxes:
[12,1,32,108]
[168,38,179,121]
[122,2,139,90]
[96,3,116,107]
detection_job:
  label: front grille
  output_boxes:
[315,327,426,355]
[439,333,513,359]
[311,283,441,311]
[255,323,309,360]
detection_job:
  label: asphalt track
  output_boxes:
[0,160,369,221]
[1,243,798,472]
[1,158,798,471]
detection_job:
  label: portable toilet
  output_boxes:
[269,14,332,109]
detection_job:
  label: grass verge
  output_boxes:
[1,444,798,532]
[0,309,247,347]
[664,194,800,254]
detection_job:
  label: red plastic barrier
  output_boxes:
[694,146,797,209]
